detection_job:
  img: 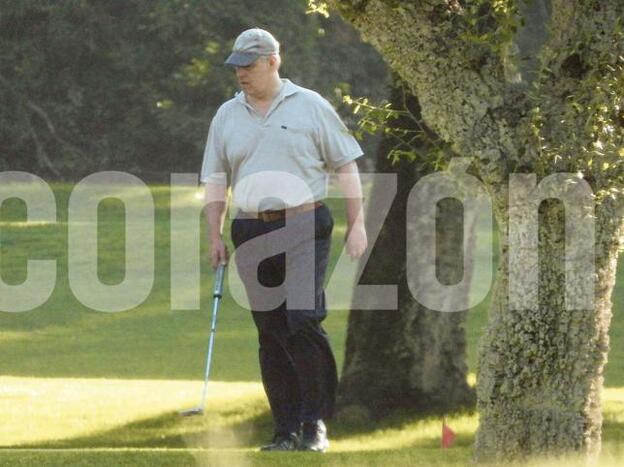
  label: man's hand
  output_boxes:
[345,222,367,259]
[336,161,367,260]
[210,235,229,269]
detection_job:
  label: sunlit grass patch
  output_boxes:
[0,376,264,447]
[1,379,624,465]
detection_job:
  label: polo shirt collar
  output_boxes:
[280,79,298,98]
[234,78,299,107]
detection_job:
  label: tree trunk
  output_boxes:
[337,82,475,420]
[475,196,624,460]
[329,0,624,459]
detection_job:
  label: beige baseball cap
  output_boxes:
[224,28,280,67]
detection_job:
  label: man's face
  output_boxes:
[234,57,273,96]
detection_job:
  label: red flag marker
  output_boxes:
[441,417,456,448]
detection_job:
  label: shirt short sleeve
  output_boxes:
[315,97,363,171]
[200,108,230,185]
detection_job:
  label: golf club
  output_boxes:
[180,262,226,416]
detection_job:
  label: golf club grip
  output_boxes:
[213,263,226,297]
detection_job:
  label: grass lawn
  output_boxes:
[0,182,623,466]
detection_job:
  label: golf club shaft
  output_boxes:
[198,263,226,411]
[198,295,220,410]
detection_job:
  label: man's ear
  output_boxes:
[268,54,281,70]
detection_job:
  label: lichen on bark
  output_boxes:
[328,0,624,461]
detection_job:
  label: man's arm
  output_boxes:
[336,161,367,259]
[204,181,229,268]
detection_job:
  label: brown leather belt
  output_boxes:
[240,201,323,222]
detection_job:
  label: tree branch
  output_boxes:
[24,114,61,177]
[25,101,87,159]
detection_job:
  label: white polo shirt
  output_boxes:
[200,79,363,211]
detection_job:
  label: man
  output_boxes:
[200,28,367,452]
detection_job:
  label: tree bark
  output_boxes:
[329,0,624,460]
[337,82,475,420]
[475,195,624,459]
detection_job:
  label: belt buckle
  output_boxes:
[259,210,281,222]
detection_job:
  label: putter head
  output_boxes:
[179,407,204,417]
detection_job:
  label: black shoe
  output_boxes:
[299,420,329,452]
[260,432,299,451]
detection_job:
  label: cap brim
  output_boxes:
[224,51,259,66]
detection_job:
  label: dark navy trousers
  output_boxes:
[230,203,338,436]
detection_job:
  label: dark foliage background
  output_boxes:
[0,0,387,180]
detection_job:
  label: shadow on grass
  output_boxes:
[12,394,624,465]
[11,404,477,451]
[330,404,477,446]
[603,412,624,443]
